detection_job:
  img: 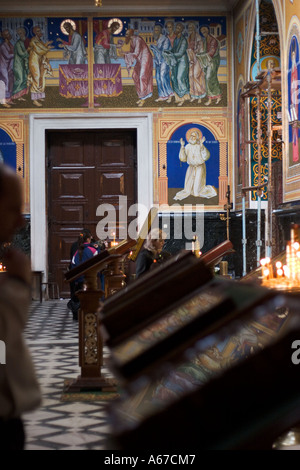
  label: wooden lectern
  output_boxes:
[200,239,234,269]
[64,239,135,391]
[63,207,158,391]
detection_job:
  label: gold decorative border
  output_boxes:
[0,118,28,211]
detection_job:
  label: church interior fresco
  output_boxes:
[285,21,300,194]
[234,0,300,207]
[0,14,228,110]
[0,2,299,211]
[0,13,231,212]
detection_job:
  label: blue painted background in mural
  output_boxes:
[288,35,300,166]
[167,123,220,191]
[0,129,16,170]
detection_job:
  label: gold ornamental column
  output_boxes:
[158,142,168,205]
[218,141,228,205]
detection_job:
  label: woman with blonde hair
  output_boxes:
[135,228,166,278]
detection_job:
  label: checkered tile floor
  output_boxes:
[23,300,113,450]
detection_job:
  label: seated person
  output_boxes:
[135,228,166,279]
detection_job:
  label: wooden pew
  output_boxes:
[100,240,234,349]
[104,277,276,385]
[111,308,300,450]
[101,251,213,347]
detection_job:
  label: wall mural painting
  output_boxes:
[237,87,245,188]
[166,124,220,207]
[288,34,300,167]
[0,128,17,170]
[249,0,281,201]
[0,15,227,109]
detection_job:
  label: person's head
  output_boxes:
[109,21,119,34]
[165,21,174,35]
[33,26,43,38]
[1,29,11,41]
[189,130,200,145]
[188,22,196,35]
[78,228,92,244]
[0,164,25,244]
[153,24,162,41]
[64,22,74,35]
[17,27,26,40]
[77,229,92,260]
[144,228,166,254]
[200,26,209,38]
[125,29,134,45]
[175,23,184,37]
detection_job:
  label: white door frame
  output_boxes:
[29,112,153,274]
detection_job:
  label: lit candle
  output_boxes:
[286,242,291,273]
[297,251,300,282]
[260,258,267,279]
[283,265,290,279]
[263,268,270,282]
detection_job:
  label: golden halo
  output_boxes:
[261,56,280,70]
[186,127,202,143]
[108,18,123,35]
[60,19,76,35]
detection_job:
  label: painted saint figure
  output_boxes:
[163,22,190,106]
[120,29,153,107]
[94,21,119,64]
[186,22,206,103]
[290,39,299,163]
[57,22,87,64]
[27,26,53,107]
[12,27,29,102]
[0,29,14,108]
[150,24,174,102]
[165,21,176,48]
[174,129,217,201]
[197,26,221,106]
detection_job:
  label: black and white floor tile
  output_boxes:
[23,300,113,450]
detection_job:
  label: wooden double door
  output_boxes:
[46,129,137,298]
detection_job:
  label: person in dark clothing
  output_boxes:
[68,228,92,302]
[135,228,166,279]
[68,230,98,320]
[0,163,41,450]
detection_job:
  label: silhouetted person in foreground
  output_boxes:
[0,163,41,450]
